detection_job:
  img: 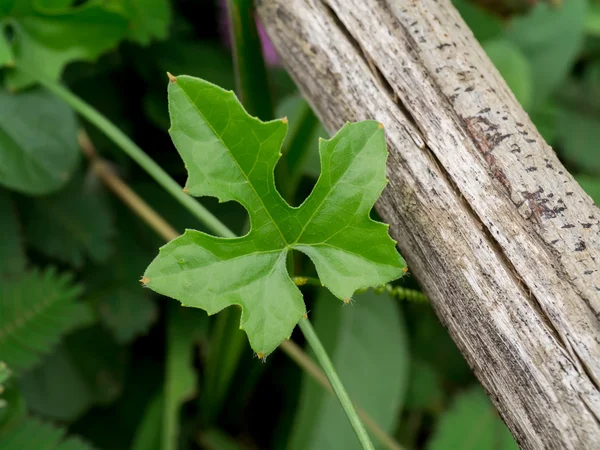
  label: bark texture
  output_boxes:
[256,1,600,448]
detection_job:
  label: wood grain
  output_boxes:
[256,1,600,448]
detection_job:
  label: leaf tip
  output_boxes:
[166,72,177,83]
[140,276,151,286]
[343,297,352,305]
[256,352,266,362]
[281,116,288,124]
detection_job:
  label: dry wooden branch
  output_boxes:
[256,1,600,448]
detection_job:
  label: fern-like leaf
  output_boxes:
[0,269,93,373]
[0,417,94,450]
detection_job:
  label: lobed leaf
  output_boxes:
[0,268,93,373]
[144,76,405,355]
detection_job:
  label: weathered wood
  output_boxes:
[256,1,600,448]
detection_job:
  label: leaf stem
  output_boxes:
[32,74,236,239]
[298,319,375,450]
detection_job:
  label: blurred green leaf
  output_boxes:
[288,289,409,450]
[426,386,518,450]
[0,31,13,67]
[23,171,115,268]
[556,63,600,174]
[19,327,125,422]
[274,95,327,201]
[404,359,445,412]
[121,0,171,45]
[0,268,93,373]
[87,203,157,343]
[506,0,586,107]
[0,416,94,450]
[201,307,247,425]
[530,99,558,144]
[0,88,79,195]
[585,1,600,36]
[163,303,207,450]
[452,0,504,42]
[0,189,26,279]
[576,175,600,203]
[198,428,246,450]
[483,39,532,110]
[132,393,162,450]
[1,0,128,89]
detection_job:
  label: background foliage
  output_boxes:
[0,0,598,449]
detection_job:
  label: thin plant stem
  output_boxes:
[82,141,403,450]
[31,73,235,239]
[298,319,375,450]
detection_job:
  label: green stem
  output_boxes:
[226,0,274,120]
[31,74,236,239]
[298,319,375,450]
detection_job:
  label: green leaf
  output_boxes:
[452,0,504,43]
[19,327,125,422]
[120,0,170,45]
[483,39,533,110]
[0,268,93,373]
[163,303,207,450]
[144,76,405,355]
[201,307,247,425]
[288,289,409,450]
[0,189,26,279]
[1,0,128,89]
[275,95,327,201]
[131,393,162,450]
[0,88,80,195]
[404,359,444,412]
[23,171,115,267]
[0,416,94,450]
[87,204,157,343]
[0,31,13,67]
[576,175,600,204]
[506,0,587,106]
[426,386,518,450]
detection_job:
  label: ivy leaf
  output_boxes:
[0,88,80,195]
[143,76,404,356]
[1,0,129,90]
